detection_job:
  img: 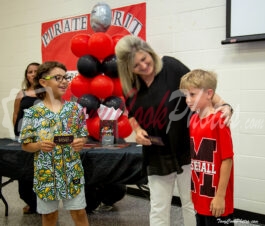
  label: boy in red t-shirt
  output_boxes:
[180,69,234,226]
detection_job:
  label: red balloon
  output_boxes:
[112,78,123,96]
[118,95,126,107]
[86,116,100,140]
[71,74,91,98]
[90,75,114,99]
[112,34,124,47]
[70,34,90,57]
[88,32,114,60]
[117,115,133,138]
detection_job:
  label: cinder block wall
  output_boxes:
[0,0,264,215]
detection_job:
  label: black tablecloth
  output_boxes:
[0,138,147,186]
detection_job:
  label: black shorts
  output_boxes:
[196,213,234,226]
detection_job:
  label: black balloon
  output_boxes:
[102,96,125,111]
[102,54,118,78]
[77,55,101,78]
[78,94,100,116]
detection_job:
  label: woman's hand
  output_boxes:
[212,94,233,126]
[135,128,152,146]
[215,104,234,126]
[129,117,151,145]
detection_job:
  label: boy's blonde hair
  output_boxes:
[179,69,217,93]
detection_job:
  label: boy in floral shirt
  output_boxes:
[20,61,89,226]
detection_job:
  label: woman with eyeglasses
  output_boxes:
[19,61,89,226]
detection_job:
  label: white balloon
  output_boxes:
[90,2,112,32]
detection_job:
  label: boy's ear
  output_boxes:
[207,89,214,99]
[39,78,47,87]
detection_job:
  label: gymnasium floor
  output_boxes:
[0,178,262,226]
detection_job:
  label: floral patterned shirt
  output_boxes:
[20,101,88,201]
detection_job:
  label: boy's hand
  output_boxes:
[71,138,86,152]
[40,140,56,152]
[210,196,225,217]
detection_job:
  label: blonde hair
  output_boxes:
[115,35,163,97]
[179,69,217,93]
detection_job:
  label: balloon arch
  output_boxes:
[63,3,132,141]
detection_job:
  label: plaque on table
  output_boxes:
[100,120,118,145]
[54,135,74,145]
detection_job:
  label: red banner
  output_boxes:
[41,3,146,71]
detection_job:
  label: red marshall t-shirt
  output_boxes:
[189,112,234,216]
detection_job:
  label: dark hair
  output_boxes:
[22,62,40,89]
[34,61,67,100]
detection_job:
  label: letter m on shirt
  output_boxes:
[190,138,217,197]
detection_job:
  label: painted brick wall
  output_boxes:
[0,0,264,215]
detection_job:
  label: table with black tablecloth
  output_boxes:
[0,138,147,216]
